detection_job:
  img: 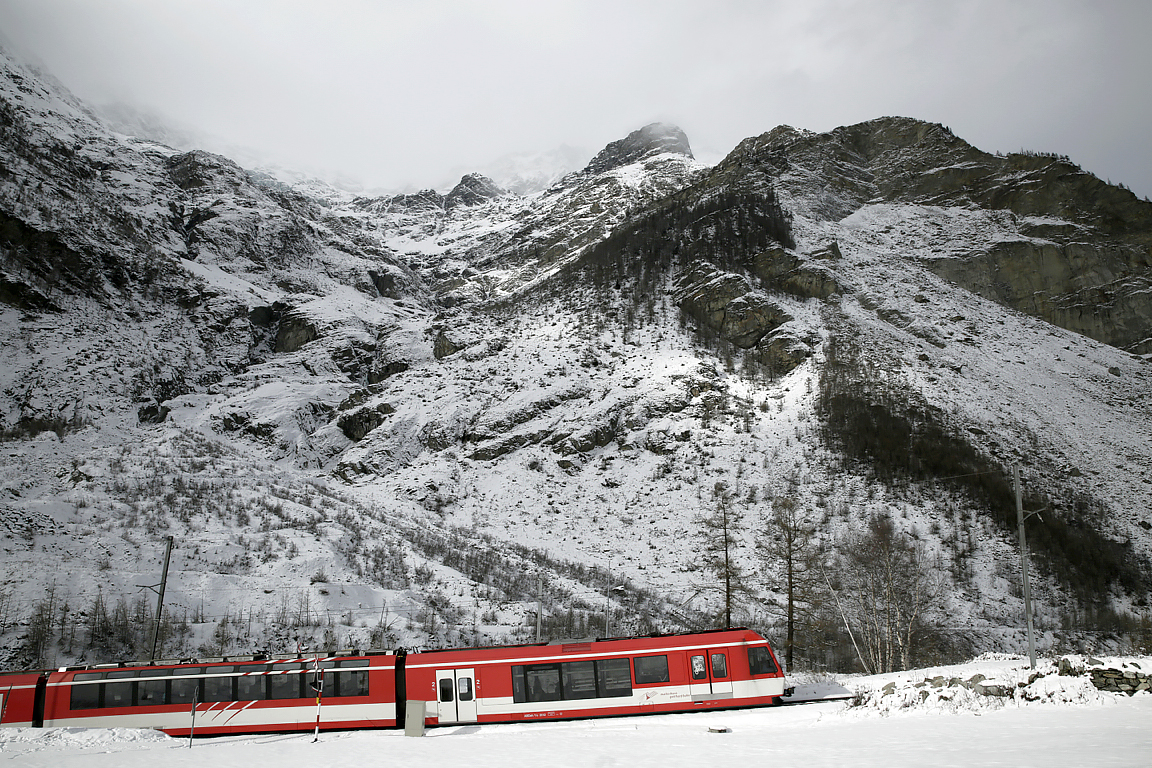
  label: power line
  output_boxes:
[930,469,999,482]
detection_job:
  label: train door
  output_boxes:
[688,649,733,699]
[435,668,477,723]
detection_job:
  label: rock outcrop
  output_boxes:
[445,174,505,209]
[582,122,694,176]
[732,116,1152,353]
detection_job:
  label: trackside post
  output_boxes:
[188,688,198,747]
[311,657,324,742]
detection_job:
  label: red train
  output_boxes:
[0,628,786,736]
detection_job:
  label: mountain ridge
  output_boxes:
[1,46,1150,671]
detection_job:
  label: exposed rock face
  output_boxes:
[750,245,847,300]
[338,403,394,441]
[445,174,505,208]
[380,188,445,213]
[675,263,793,348]
[0,212,72,307]
[166,150,246,191]
[926,240,1152,354]
[433,330,463,359]
[275,312,319,353]
[582,123,694,176]
[0,271,58,311]
[737,116,1152,353]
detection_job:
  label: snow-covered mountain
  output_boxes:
[441,143,591,197]
[1,45,1149,671]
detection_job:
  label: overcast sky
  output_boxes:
[1,0,1149,197]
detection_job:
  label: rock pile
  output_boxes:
[1089,667,1151,695]
[1060,656,1152,695]
[847,656,1152,715]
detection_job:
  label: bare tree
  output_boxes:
[25,584,58,668]
[690,481,751,627]
[757,496,825,669]
[828,514,943,672]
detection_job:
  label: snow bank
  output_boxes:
[840,655,1148,717]
[0,726,174,755]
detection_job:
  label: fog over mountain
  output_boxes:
[1,1,1149,200]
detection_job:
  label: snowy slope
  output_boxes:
[1,46,1150,672]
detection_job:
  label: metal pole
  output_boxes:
[1015,465,1037,669]
[150,536,174,662]
[311,656,324,742]
[188,687,198,747]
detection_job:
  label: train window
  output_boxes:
[747,646,778,676]
[138,669,169,706]
[439,677,454,702]
[332,659,370,698]
[204,666,235,702]
[170,668,202,704]
[236,673,267,701]
[104,670,136,708]
[710,653,728,679]
[690,655,707,680]
[561,661,597,700]
[457,677,473,702]
[633,655,669,684]
[524,665,562,702]
[270,663,304,700]
[514,659,632,703]
[70,673,103,710]
[596,658,632,698]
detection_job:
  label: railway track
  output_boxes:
[779,695,855,706]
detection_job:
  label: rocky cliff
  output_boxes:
[728,117,1152,353]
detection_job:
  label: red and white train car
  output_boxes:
[405,628,785,726]
[0,670,46,727]
[0,628,786,735]
[4,654,397,736]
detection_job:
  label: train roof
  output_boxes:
[2,627,767,676]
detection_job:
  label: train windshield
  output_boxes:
[747,646,778,676]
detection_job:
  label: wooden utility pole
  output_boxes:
[149,536,174,662]
[1014,465,1037,669]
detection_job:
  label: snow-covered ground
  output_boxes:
[3,657,1149,767]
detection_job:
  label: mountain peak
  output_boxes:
[582,122,693,176]
[445,173,505,208]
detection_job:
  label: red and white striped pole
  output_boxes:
[311,656,324,742]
